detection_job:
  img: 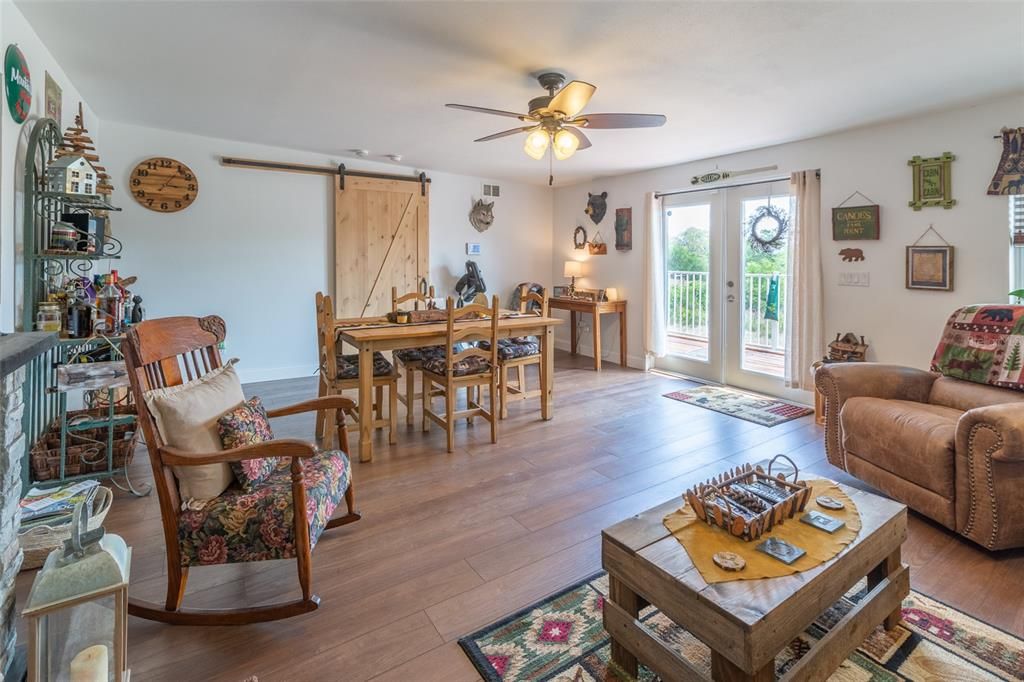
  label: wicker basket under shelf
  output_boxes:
[18,486,113,570]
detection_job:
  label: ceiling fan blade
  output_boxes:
[547,80,596,118]
[563,126,592,150]
[570,113,666,129]
[446,103,531,120]
[474,126,537,142]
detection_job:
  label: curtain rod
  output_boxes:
[655,174,800,199]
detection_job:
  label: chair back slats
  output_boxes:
[518,284,549,317]
[446,296,500,369]
[315,292,339,381]
[392,285,435,312]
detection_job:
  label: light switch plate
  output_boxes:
[838,272,870,287]
[466,242,481,256]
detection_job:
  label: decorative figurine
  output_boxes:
[45,155,100,196]
[713,551,746,572]
[130,295,145,324]
[469,199,494,232]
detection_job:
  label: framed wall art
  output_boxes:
[906,245,954,291]
[908,152,956,210]
[831,192,880,240]
[614,207,632,250]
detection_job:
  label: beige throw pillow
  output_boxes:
[144,359,244,502]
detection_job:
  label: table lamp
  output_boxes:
[563,261,583,297]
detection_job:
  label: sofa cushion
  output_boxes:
[840,397,961,499]
[177,449,350,566]
[929,375,1024,412]
[218,396,277,491]
[931,305,1024,389]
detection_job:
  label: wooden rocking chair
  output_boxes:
[123,315,361,625]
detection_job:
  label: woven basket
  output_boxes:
[18,486,113,570]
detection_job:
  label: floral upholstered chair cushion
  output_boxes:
[335,351,394,380]
[177,450,350,566]
[393,345,445,364]
[421,353,492,377]
[217,396,277,491]
[480,337,540,361]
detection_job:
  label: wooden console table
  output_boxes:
[549,297,627,371]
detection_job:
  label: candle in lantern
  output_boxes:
[70,644,109,682]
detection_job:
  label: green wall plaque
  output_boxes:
[908,152,956,210]
[4,44,31,124]
[832,204,880,240]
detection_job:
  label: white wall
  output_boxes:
[102,121,552,382]
[552,94,1024,370]
[1,0,98,331]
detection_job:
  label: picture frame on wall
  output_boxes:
[908,153,956,210]
[552,285,569,298]
[906,245,954,291]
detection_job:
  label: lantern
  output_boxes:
[22,504,130,682]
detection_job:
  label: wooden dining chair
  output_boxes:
[391,285,443,425]
[122,315,361,625]
[488,285,547,418]
[315,292,398,444]
[421,296,499,452]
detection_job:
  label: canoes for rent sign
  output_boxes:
[832,205,880,240]
[5,44,31,124]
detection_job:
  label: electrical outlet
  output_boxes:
[838,272,870,287]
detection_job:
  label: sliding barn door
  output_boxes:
[334,176,429,319]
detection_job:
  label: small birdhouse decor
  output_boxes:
[45,155,99,196]
[23,503,131,682]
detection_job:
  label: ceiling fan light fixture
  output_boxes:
[523,129,550,160]
[552,128,580,160]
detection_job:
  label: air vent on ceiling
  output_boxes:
[482,183,500,198]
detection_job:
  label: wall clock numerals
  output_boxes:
[130,156,199,212]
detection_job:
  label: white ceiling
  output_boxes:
[15,1,1024,186]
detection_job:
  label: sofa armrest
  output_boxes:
[815,363,938,471]
[958,403,1024,463]
[955,403,1024,549]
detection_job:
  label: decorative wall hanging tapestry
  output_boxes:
[831,191,880,240]
[906,225,953,291]
[746,204,789,254]
[573,225,587,249]
[4,44,31,123]
[614,207,632,251]
[585,192,607,224]
[908,152,956,210]
[469,199,494,232]
[988,127,1024,195]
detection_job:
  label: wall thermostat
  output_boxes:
[466,242,482,256]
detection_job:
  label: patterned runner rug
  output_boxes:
[459,572,1023,681]
[663,385,813,427]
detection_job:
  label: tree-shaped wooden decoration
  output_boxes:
[56,102,113,195]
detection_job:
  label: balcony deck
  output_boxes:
[667,332,785,376]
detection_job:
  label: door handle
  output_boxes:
[727,294,736,303]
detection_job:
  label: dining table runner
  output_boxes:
[662,478,861,584]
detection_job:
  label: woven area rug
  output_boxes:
[458,572,1024,681]
[663,385,812,426]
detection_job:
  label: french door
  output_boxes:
[657,179,801,400]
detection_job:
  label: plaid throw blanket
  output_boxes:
[931,305,1024,389]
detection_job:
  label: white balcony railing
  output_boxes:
[666,271,787,351]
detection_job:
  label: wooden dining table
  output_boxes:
[336,313,563,462]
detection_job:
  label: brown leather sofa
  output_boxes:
[816,363,1024,550]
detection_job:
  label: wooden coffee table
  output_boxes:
[602,483,908,681]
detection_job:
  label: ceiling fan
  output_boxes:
[446,72,666,184]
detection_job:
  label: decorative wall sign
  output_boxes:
[4,44,31,123]
[469,199,494,232]
[588,230,607,255]
[988,127,1024,195]
[832,192,880,240]
[906,226,954,291]
[690,164,778,186]
[614,207,632,251]
[44,71,61,127]
[573,225,587,249]
[838,248,865,262]
[746,204,789,254]
[908,152,956,210]
[585,191,608,224]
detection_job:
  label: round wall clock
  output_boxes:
[130,157,198,212]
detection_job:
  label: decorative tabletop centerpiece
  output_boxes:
[683,455,811,542]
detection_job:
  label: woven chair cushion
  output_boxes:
[178,450,350,566]
[480,337,540,361]
[421,354,492,377]
[394,345,445,364]
[335,351,394,380]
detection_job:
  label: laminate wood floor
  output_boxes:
[16,351,1024,681]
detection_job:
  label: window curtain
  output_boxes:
[643,191,667,361]
[988,127,1024,195]
[784,171,824,389]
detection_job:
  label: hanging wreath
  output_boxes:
[573,225,588,249]
[747,204,790,254]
